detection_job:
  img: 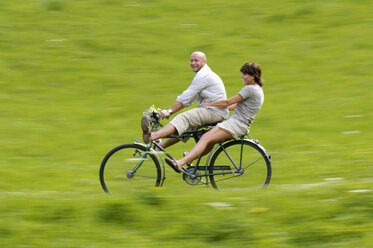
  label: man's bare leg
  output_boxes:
[150,124,177,143]
[155,137,180,151]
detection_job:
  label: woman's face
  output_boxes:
[241,73,255,85]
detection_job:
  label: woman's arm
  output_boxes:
[203,93,243,109]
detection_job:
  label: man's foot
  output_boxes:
[183,152,192,166]
[165,158,182,173]
[141,117,151,144]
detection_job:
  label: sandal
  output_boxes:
[141,117,151,144]
[165,158,182,173]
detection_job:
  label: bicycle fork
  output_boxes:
[126,144,156,178]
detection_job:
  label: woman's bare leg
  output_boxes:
[201,143,215,156]
[175,127,232,169]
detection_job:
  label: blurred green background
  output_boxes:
[1,0,372,247]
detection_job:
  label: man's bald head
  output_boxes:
[190,51,207,72]
[191,51,206,62]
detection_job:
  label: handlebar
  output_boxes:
[143,106,163,132]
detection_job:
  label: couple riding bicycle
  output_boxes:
[141,51,264,174]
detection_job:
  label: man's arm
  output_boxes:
[160,76,206,118]
[159,101,184,118]
[176,76,207,107]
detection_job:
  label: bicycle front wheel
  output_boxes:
[100,143,162,194]
[209,140,271,190]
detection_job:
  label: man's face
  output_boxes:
[190,54,206,72]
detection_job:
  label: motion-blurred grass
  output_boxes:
[1,0,372,247]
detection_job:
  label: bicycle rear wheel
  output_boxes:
[208,140,271,190]
[100,143,162,194]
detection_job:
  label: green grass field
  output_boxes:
[1,0,372,247]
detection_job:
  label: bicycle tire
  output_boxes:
[100,143,162,194]
[208,139,271,190]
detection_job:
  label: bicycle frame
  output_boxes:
[100,110,271,192]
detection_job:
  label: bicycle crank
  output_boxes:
[182,167,202,185]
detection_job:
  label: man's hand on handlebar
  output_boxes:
[159,109,171,119]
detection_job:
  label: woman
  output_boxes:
[165,62,265,173]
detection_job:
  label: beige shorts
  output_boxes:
[170,108,224,136]
[217,117,250,139]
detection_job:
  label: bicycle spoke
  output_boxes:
[124,158,150,161]
[134,175,159,179]
[243,157,262,170]
[212,174,240,183]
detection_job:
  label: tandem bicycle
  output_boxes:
[99,107,271,193]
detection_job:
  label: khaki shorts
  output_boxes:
[217,116,250,139]
[170,108,224,136]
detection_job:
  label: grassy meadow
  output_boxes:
[1,0,372,247]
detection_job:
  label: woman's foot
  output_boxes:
[141,117,151,144]
[165,158,182,173]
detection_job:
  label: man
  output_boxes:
[141,51,229,149]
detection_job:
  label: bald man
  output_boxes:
[141,51,229,148]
